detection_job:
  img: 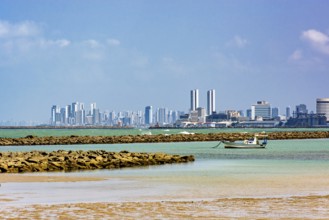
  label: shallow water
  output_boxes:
[1,127,329,138]
[1,138,329,208]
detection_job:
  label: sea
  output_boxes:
[0,128,329,218]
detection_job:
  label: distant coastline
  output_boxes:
[1,131,329,146]
[0,126,134,129]
[0,125,328,129]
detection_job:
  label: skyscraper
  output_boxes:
[90,103,96,115]
[51,105,61,125]
[72,102,79,115]
[157,108,167,125]
[251,101,271,120]
[65,105,70,124]
[286,106,291,119]
[93,108,100,125]
[316,98,329,122]
[190,89,199,111]
[207,89,215,115]
[145,106,153,125]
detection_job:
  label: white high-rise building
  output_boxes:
[251,101,271,120]
[65,105,70,124]
[316,98,329,122]
[51,105,61,125]
[90,103,96,115]
[72,102,79,113]
[190,89,199,111]
[207,89,215,115]
[157,108,167,125]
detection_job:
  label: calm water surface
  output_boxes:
[1,138,329,205]
[0,129,329,207]
[1,127,329,138]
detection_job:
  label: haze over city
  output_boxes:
[1,0,329,123]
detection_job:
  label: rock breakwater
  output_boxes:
[0,131,329,146]
[0,150,195,173]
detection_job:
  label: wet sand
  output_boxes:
[1,195,329,219]
[1,172,329,219]
[0,173,105,183]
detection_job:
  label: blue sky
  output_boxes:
[1,0,329,122]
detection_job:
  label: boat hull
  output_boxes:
[223,141,266,149]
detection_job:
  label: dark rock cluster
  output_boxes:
[0,131,329,146]
[0,150,195,173]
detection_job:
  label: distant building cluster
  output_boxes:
[50,92,329,128]
[175,89,328,128]
[50,102,181,127]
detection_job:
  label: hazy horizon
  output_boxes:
[1,0,329,122]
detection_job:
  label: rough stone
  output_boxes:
[0,150,195,173]
[1,131,328,146]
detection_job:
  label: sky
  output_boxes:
[1,0,329,122]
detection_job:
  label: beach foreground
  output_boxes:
[1,139,328,219]
[1,195,329,219]
[1,168,329,219]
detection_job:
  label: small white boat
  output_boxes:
[223,133,268,149]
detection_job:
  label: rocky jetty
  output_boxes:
[0,150,195,173]
[0,131,329,146]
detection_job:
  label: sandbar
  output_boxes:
[0,173,105,183]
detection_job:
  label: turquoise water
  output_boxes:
[1,139,329,186]
[1,127,329,138]
[1,138,329,161]
[0,130,329,206]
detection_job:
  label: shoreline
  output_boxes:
[1,131,329,146]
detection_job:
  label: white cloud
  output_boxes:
[0,20,40,38]
[227,35,248,48]
[0,20,71,54]
[83,39,100,48]
[38,39,71,48]
[289,49,303,61]
[56,39,70,47]
[301,29,329,55]
[107,38,120,46]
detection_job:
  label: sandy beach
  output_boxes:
[1,195,329,219]
[1,170,329,219]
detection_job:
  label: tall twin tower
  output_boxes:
[190,89,216,115]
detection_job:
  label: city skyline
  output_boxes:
[46,91,327,127]
[1,1,329,122]
[1,91,328,126]
[44,90,329,125]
